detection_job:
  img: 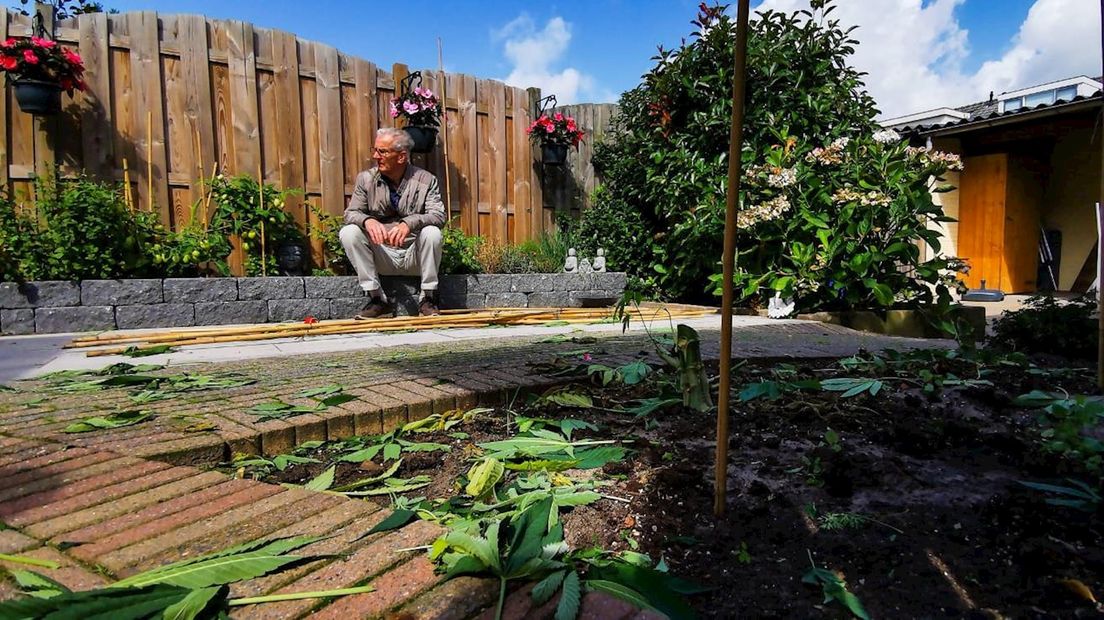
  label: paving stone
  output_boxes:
[194,301,268,326]
[486,292,528,308]
[0,451,121,502]
[34,306,115,333]
[0,281,80,308]
[0,530,37,554]
[234,519,442,620]
[238,277,305,300]
[0,547,110,592]
[1,308,35,334]
[310,556,440,619]
[163,278,238,302]
[115,303,195,329]
[3,460,172,526]
[30,471,226,541]
[129,435,228,466]
[62,479,260,549]
[80,279,163,305]
[396,576,500,620]
[268,298,331,322]
[304,276,362,298]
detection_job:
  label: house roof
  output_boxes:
[882,76,1103,136]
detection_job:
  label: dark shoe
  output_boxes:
[355,297,394,320]
[419,291,440,316]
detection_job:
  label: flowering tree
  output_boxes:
[0,36,86,94]
[590,1,964,311]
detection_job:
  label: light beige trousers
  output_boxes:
[339,224,442,295]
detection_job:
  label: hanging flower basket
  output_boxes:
[13,78,61,115]
[541,143,568,166]
[404,126,437,154]
[0,36,86,116]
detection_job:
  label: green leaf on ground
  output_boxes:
[303,466,336,491]
[362,509,418,537]
[122,345,175,358]
[64,410,153,433]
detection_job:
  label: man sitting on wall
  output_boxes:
[340,128,445,318]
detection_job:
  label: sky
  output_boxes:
[45,0,1104,119]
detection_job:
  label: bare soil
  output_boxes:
[249,351,1104,618]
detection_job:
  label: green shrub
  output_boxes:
[0,174,161,282]
[592,1,962,310]
[442,222,482,274]
[308,204,351,275]
[516,228,572,274]
[573,187,658,285]
[989,294,1097,360]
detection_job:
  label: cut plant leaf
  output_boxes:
[64,410,153,433]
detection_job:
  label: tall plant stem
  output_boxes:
[495,576,507,620]
[716,0,751,518]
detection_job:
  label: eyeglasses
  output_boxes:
[373,147,399,155]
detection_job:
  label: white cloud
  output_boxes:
[494,14,596,104]
[753,0,1101,119]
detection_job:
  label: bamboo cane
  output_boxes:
[122,158,134,212]
[147,111,154,214]
[438,38,452,212]
[204,163,217,231]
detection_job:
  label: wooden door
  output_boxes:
[958,153,1008,290]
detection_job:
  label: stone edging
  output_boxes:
[0,273,627,335]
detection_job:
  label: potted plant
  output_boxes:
[527,111,584,165]
[390,85,442,154]
[0,36,86,115]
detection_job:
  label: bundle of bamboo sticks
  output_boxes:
[67,306,717,357]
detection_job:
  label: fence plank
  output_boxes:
[180,14,215,197]
[78,11,111,181]
[511,87,531,243]
[0,10,9,191]
[488,79,508,243]
[227,19,260,176]
[32,5,55,184]
[163,53,193,227]
[129,11,170,223]
[353,58,377,174]
[527,88,543,238]
[315,43,343,217]
[271,30,305,230]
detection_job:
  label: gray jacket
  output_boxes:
[343,165,446,233]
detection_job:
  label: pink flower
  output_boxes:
[389,101,399,118]
[1,38,14,48]
[554,112,563,121]
[544,123,554,133]
[31,36,56,49]
[22,49,38,64]
[403,101,419,115]
[62,48,82,66]
[582,353,592,362]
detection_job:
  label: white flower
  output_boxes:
[737,195,791,228]
[767,168,797,188]
[872,129,900,144]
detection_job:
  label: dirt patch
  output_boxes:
[236,351,1104,618]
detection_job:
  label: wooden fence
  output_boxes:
[542,103,619,217]
[0,8,613,269]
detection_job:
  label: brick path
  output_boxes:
[0,322,945,618]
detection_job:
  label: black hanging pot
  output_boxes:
[404,126,437,154]
[541,143,568,166]
[13,79,61,115]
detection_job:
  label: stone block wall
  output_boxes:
[0,273,627,335]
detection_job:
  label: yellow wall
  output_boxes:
[1041,128,1100,290]
[928,138,961,262]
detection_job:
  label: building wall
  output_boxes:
[1041,127,1100,290]
[928,138,962,262]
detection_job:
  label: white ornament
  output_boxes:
[767,292,795,319]
[564,248,578,273]
[593,248,606,272]
[579,257,593,273]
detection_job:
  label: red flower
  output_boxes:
[22,49,38,64]
[303,316,318,324]
[1,38,14,48]
[62,48,82,66]
[0,55,16,71]
[30,36,56,49]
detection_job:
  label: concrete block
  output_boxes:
[115,304,196,329]
[382,277,421,299]
[592,272,627,292]
[267,299,330,322]
[437,274,470,297]
[35,306,115,333]
[393,296,421,317]
[466,274,513,294]
[553,273,593,291]
[81,279,163,306]
[194,301,268,326]
[569,290,620,308]
[163,278,237,303]
[1,309,35,335]
[0,281,80,309]
[330,297,370,319]
[527,291,570,308]
[304,276,362,299]
[511,274,557,293]
[460,293,487,309]
[237,277,304,300]
[485,292,527,308]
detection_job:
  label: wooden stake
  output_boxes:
[147,110,154,214]
[204,163,217,231]
[122,158,134,213]
[438,37,452,212]
[258,165,266,276]
[260,220,267,277]
[715,0,751,518]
